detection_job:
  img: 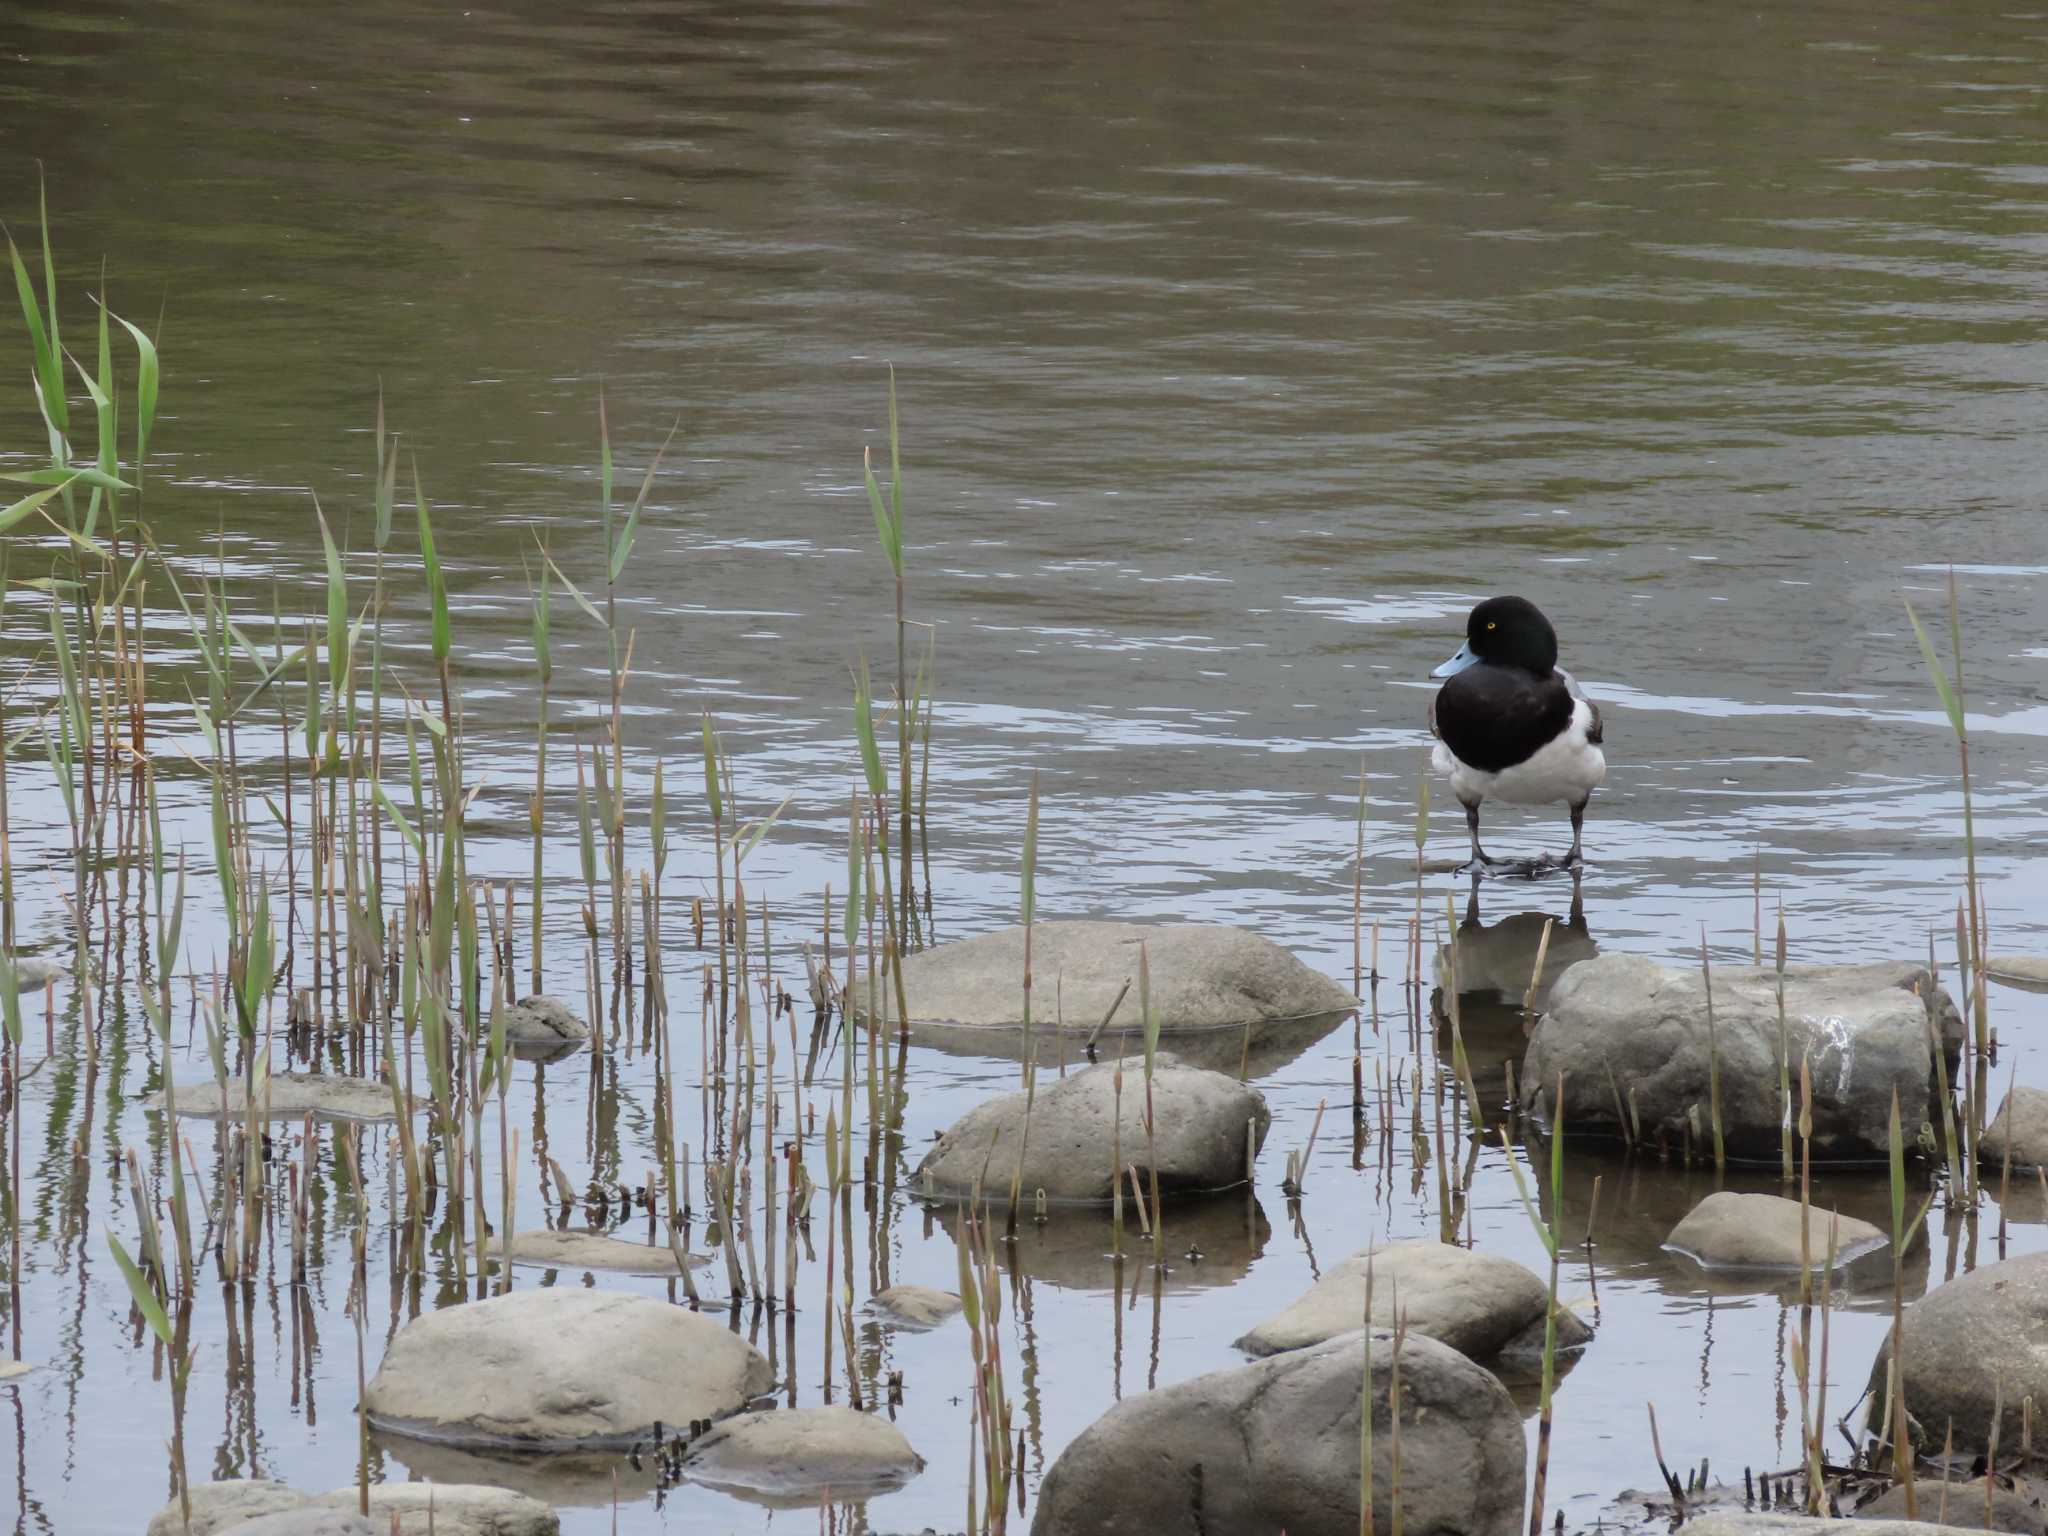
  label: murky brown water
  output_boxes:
[6,0,2048,1531]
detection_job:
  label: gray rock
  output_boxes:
[497,1227,707,1276]
[914,1054,1269,1204]
[1981,1089,2048,1172]
[159,1071,418,1122]
[1988,957,2048,992]
[1686,1517,1987,1534]
[1235,1240,1592,1363]
[861,921,1355,1037]
[148,1482,313,1536]
[682,1406,923,1502]
[1857,1476,2047,1533]
[1031,1328,1525,1536]
[1522,955,1960,1161]
[1868,1251,2048,1459]
[364,1289,772,1448]
[870,1285,963,1329]
[500,996,591,1048]
[5,954,55,991]
[315,1484,561,1536]
[1665,1191,1888,1271]
[218,1515,376,1536]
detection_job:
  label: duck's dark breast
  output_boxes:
[1431,668,1574,774]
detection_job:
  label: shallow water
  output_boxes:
[5,0,2048,1531]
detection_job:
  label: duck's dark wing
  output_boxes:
[1585,696,1604,745]
[1433,668,1574,773]
[1427,692,1440,741]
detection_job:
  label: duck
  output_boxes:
[1428,596,1605,872]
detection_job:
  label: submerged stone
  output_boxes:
[680,1406,924,1502]
[1988,956,2048,992]
[500,995,592,1049]
[1664,1191,1887,1271]
[857,921,1355,1041]
[914,1053,1269,1204]
[1522,955,1960,1162]
[364,1289,771,1448]
[147,1481,310,1536]
[497,1227,708,1276]
[870,1284,964,1329]
[158,1071,419,1123]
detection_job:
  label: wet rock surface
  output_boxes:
[1234,1238,1591,1362]
[1981,1088,2048,1171]
[1665,1190,1888,1270]
[149,1481,311,1536]
[1030,1328,1525,1536]
[218,1514,377,1536]
[1988,956,2048,992]
[364,1289,772,1447]
[1685,1517,1988,1534]
[1522,956,1960,1161]
[500,995,591,1048]
[1868,1250,2048,1458]
[1856,1476,2047,1533]
[498,1227,707,1275]
[870,1284,963,1328]
[681,1406,924,1501]
[155,1477,562,1535]
[871,920,1356,1036]
[914,1053,1269,1203]
[159,1071,418,1122]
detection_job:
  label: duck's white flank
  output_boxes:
[1431,697,1606,807]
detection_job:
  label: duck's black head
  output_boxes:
[1436,596,1558,678]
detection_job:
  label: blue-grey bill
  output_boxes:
[1432,642,1478,678]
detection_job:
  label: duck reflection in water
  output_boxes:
[1432,870,1596,1107]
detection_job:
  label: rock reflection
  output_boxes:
[1432,873,1596,1100]
[923,1189,1270,1295]
[906,1010,1353,1081]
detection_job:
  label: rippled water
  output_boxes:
[6,0,2048,1531]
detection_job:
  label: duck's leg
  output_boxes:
[1564,799,1588,867]
[1463,800,1497,870]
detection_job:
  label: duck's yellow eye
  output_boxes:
[1486,621,1496,630]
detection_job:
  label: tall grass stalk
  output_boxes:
[1903,582,1986,1056]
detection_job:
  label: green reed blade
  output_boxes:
[1902,597,1964,736]
[650,760,667,875]
[1021,772,1039,928]
[111,313,158,471]
[106,1232,175,1355]
[0,954,21,1049]
[1497,1125,1557,1260]
[314,497,347,685]
[844,796,863,951]
[863,448,902,578]
[413,464,449,663]
[7,237,64,447]
[528,552,552,682]
[739,794,794,865]
[852,661,886,798]
[611,417,680,585]
[701,714,723,824]
[0,476,80,536]
[1888,1088,1906,1243]
[372,387,394,549]
[375,781,424,863]
[543,552,606,630]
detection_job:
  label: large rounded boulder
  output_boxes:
[364,1289,771,1448]
[1867,1250,2048,1459]
[1522,956,1959,1161]
[1031,1329,1525,1536]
